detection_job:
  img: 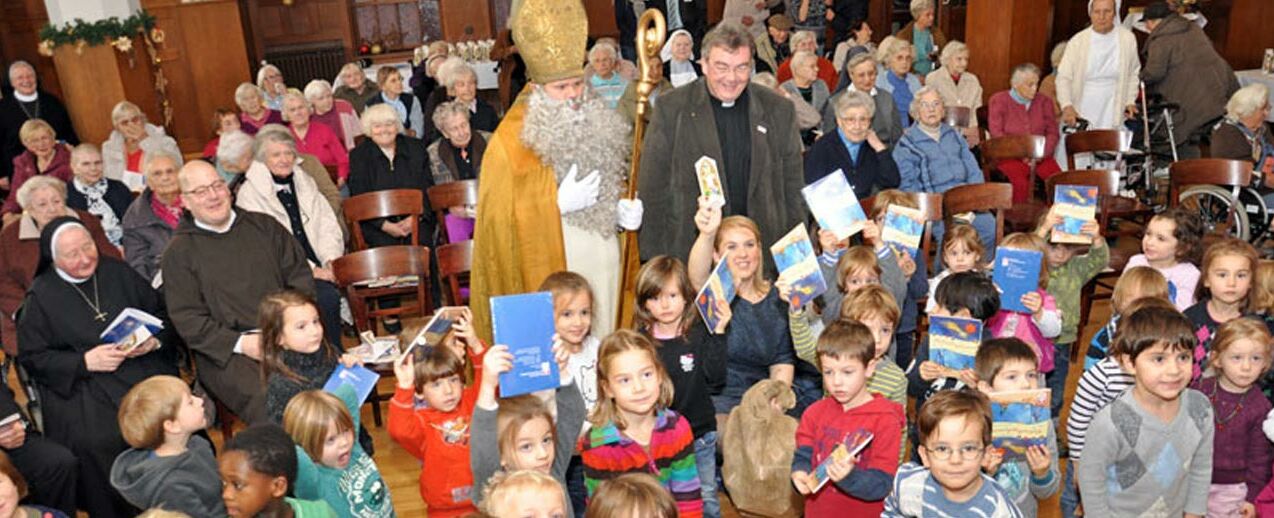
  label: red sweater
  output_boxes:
[987,90,1061,157]
[794,394,905,517]
[777,56,839,92]
[386,348,484,517]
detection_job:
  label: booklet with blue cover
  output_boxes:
[771,224,828,309]
[990,388,1052,461]
[323,364,381,405]
[881,204,924,260]
[801,170,867,241]
[929,315,982,371]
[100,307,164,353]
[1052,184,1097,244]
[812,429,875,492]
[491,292,560,397]
[993,247,1043,314]
[696,251,737,334]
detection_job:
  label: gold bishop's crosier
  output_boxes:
[616,9,666,331]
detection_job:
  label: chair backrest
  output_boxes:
[1063,130,1131,170]
[323,164,340,184]
[942,183,1013,242]
[1168,158,1254,204]
[980,134,1047,192]
[437,240,474,306]
[1045,169,1120,230]
[342,189,424,250]
[331,245,433,287]
[427,180,479,244]
[945,106,973,128]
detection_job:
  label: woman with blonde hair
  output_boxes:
[1,119,71,222]
[100,101,181,191]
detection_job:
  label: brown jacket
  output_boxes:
[1142,14,1239,144]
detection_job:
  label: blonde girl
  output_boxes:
[1085,266,1171,369]
[1187,237,1260,379]
[1251,260,1274,319]
[583,473,679,518]
[634,255,729,516]
[471,339,582,515]
[925,222,985,313]
[479,470,568,518]
[576,330,701,515]
[282,390,394,517]
[987,233,1062,374]
[1190,318,1273,518]
[258,290,360,424]
[1123,207,1205,310]
[538,272,600,413]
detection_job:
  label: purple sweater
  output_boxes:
[1190,376,1272,501]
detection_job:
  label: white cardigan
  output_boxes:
[235,160,345,267]
[1055,26,1141,127]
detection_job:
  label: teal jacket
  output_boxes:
[293,383,395,518]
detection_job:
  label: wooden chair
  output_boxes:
[332,245,434,425]
[1044,169,1123,353]
[437,240,474,306]
[323,164,340,184]
[1168,159,1253,237]
[427,180,479,245]
[981,135,1049,231]
[1064,129,1151,239]
[342,189,424,251]
[942,183,1014,243]
[945,106,973,128]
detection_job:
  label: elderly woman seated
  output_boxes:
[427,100,490,186]
[804,90,899,198]
[897,0,947,75]
[876,36,923,128]
[661,29,701,88]
[0,176,119,357]
[2,119,72,224]
[200,108,242,161]
[66,144,130,248]
[304,79,361,150]
[217,127,343,219]
[1212,83,1274,205]
[823,53,905,149]
[281,92,348,186]
[586,41,631,110]
[121,149,183,282]
[235,127,345,349]
[781,51,831,147]
[425,57,499,143]
[777,30,838,91]
[893,87,996,254]
[257,63,287,111]
[365,67,425,138]
[213,130,256,187]
[988,63,1061,203]
[235,82,284,135]
[18,216,178,518]
[102,101,181,193]
[754,72,822,136]
[926,41,983,145]
[334,62,381,114]
[348,104,435,247]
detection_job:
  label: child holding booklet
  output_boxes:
[925,223,985,313]
[909,271,1000,406]
[973,338,1059,517]
[986,233,1062,375]
[790,320,904,516]
[871,189,929,370]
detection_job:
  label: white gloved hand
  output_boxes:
[557,164,601,214]
[617,198,644,230]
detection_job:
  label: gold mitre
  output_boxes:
[511,0,588,84]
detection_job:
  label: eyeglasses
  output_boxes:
[923,443,986,461]
[183,180,228,199]
[119,115,145,126]
[918,101,943,111]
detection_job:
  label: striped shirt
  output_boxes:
[869,360,910,464]
[883,462,1024,517]
[1064,356,1134,462]
[578,409,703,517]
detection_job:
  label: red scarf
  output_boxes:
[150,192,183,228]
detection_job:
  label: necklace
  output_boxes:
[70,275,107,322]
[1205,378,1250,431]
[16,99,39,120]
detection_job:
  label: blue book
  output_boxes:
[880,204,924,260]
[928,315,982,371]
[990,388,1052,460]
[491,292,560,397]
[770,225,828,309]
[100,307,164,353]
[696,252,738,334]
[801,170,867,241]
[1052,185,1097,244]
[993,247,1043,314]
[323,364,381,405]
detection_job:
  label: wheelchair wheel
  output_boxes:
[1237,187,1271,244]
[1178,185,1250,241]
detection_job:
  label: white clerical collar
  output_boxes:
[12,90,37,103]
[194,210,237,234]
[854,85,877,96]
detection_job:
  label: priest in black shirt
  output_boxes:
[0,61,78,185]
[639,21,805,267]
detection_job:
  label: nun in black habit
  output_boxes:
[15,216,180,518]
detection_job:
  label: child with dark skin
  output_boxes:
[219,424,335,518]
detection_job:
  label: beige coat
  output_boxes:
[1055,26,1141,127]
[926,67,984,124]
[235,160,344,267]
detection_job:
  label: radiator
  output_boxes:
[262,43,348,90]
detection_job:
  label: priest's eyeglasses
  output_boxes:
[922,443,986,461]
[183,180,229,199]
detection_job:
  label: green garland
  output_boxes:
[38,10,156,48]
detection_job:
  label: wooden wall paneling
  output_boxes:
[869,0,893,43]
[966,0,1054,105]
[583,0,620,40]
[490,0,514,32]
[51,45,128,146]
[1223,0,1274,70]
[439,0,494,41]
[708,0,724,24]
[0,0,63,99]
